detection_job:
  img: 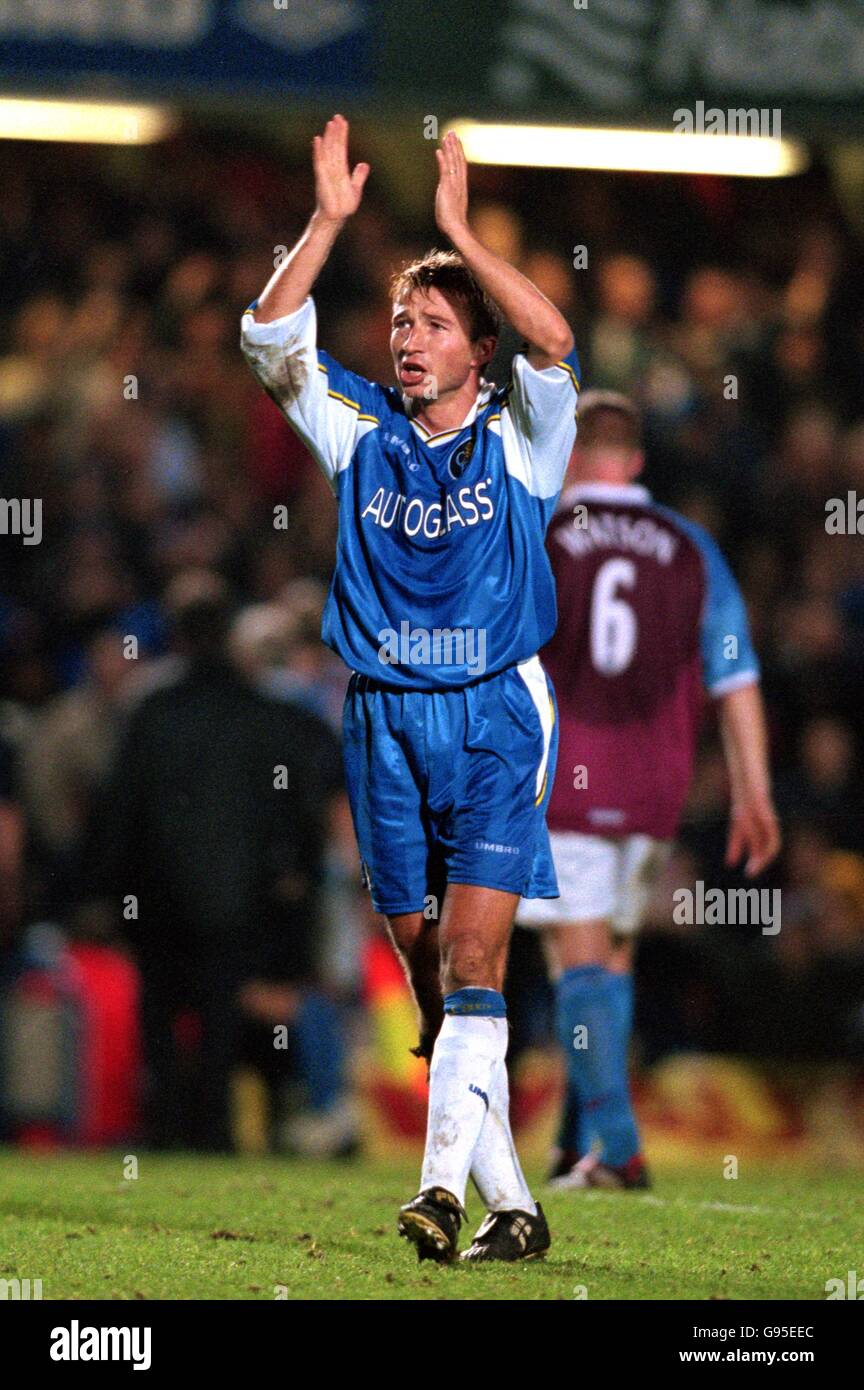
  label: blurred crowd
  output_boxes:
[0,129,863,1149]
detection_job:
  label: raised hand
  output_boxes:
[313,114,370,224]
[435,129,469,238]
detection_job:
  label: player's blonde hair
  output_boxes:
[390,249,502,343]
[577,390,642,449]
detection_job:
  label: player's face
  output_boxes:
[390,287,492,399]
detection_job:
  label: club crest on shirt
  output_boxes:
[448,439,474,480]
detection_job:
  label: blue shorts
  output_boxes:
[342,655,560,917]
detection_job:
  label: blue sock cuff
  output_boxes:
[607,971,633,994]
[559,965,605,988]
[444,987,506,1017]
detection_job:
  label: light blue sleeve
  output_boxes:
[500,341,580,499]
[240,295,381,494]
[658,509,760,696]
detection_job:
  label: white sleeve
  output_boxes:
[499,346,580,499]
[240,295,373,493]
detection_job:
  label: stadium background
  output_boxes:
[0,0,863,1171]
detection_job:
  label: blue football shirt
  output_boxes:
[241,296,579,689]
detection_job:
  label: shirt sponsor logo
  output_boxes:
[361,479,494,538]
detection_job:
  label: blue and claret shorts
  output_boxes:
[342,655,560,917]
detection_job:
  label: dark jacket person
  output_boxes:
[91,572,342,1150]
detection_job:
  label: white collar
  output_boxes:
[404,379,496,445]
[558,481,652,512]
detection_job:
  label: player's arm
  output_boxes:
[717,682,781,878]
[433,133,578,498]
[690,520,781,877]
[251,114,369,323]
[434,130,573,367]
[240,115,374,491]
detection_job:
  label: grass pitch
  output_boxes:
[1,1148,860,1301]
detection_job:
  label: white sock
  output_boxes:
[470,1033,536,1214]
[419,1012,505,1207]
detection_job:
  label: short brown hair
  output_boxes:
[577,390,642,448]
[390,249,502,343]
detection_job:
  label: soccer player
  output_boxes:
[240,116,579,1261]
[517,390,781,1189]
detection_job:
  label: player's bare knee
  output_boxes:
[386,911,426,958]
[555,919,612,971]
[441,935,499,992]
[608,934,633,974]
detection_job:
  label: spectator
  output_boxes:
[88,570,345,1151]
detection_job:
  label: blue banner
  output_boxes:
[0,0,371,94]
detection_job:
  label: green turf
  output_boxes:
[0,1148,861,1300]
